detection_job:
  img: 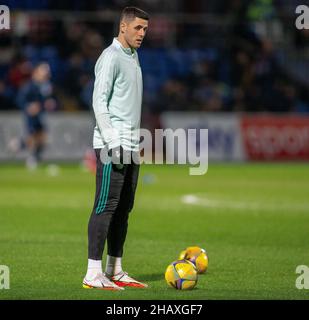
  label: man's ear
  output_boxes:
[120,21,126,34]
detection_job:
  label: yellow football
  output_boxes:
[179,246,209,274]
[165,260,198,290]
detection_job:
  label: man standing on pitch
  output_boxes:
[83,7,149,290]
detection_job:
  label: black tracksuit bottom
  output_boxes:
[88,149,139,260]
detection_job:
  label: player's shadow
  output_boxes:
[137,273,163,282]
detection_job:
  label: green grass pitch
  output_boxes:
[0,163,309,300]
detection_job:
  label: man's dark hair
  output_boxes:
[120,7,149,22]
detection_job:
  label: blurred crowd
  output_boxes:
[0,0,308,114]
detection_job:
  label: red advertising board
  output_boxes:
[241,115,309,161]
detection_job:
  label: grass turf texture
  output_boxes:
[0,163,308,300]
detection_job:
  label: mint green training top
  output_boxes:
[92,38,143,151]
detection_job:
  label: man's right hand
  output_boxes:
[108,146,125,170]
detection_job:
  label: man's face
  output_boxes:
[33,64,51,83]
[121,17,148,49]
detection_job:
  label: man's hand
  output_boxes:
[108,146,125,170]
[26,102,41,116]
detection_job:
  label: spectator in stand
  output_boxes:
[8,55,32,90]
[157,79,189,112]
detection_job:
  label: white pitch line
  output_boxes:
[181,194,309,212]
